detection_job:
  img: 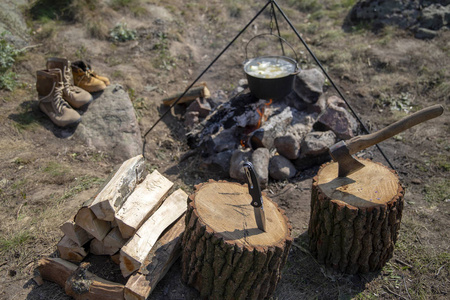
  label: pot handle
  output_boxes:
[245,33,299,64]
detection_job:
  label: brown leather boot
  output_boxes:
[84,61,110,86]
[46,57,93,108]
[36,69,81,127]
[71,60,107,93]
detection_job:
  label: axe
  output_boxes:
[329,104,444,177]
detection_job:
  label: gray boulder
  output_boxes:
[75,84,143,162]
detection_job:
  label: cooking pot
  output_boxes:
[243,34,300,100]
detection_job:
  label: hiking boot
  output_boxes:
[83,61,110,86]
[46,57,93,108]
[71,60,107,93]
[36,69,81,127]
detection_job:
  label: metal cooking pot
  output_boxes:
[243,34,300,100]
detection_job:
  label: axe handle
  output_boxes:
[346,104,444,155]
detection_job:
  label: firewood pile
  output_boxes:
[37,155,188,300]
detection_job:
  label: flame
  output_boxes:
[240,99,273,149]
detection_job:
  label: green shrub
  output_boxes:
[0,32,23,91]
[109,22,137,42]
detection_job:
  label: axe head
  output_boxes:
[329,140,365,177]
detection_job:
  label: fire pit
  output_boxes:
[186,67,359,186]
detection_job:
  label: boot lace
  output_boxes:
[64,61,83,94]
[54,82,70,114]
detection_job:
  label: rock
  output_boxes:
[202,150,233,177]
[274,122,311,160]
[269,155,297,181]
[414,28,438,40]
[300,131,336,156]
[184,111,199,130]
[345,0,421,30]
[327,95,346,108]
[229,149,252,181]
[314,104,358,140]
[293,68,325,104]
[307,94,327,114]
[74,84,143,162]
[293,152,331,171]
[420,4,449,30]
[186,98,211,118]
[251,148,270,188]
[250,106,293,149]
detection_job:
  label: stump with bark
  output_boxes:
[308,159,404,274]
[181,180,292,300]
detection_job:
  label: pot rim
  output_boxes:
[243,55,300,78]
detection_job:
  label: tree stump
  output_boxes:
[308,159,404,274]
[181,180,292,300]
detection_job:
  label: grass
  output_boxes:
[56,175,104,204]
[0,32,24,91]
[0,230,30,253]
[424,179,450,204]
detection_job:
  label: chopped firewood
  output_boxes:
[162,82,211,106]
[111,253,121,265]
[60,220,93,246]
[124,216,185,300]
[90,238,120,256]
[103,227,127,249]
[75,207,111,241]
[115,170,174,239]
[38,258,124,300]
[90,155,145,221]
[57,235,88,262]
[120,189,188,277]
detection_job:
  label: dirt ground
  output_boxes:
[0,1,448,299]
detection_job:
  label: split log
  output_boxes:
[124,216,185,300]
[103,227,127,249]
[120,189,188,277]
[308,159,404,274]
[162,82,211,106]
[90,238,120,256]
[181,180,292,300]
[75,207,111,241]
[38,258,124,300]
[90,155,145,221]
[60,220,93,246]
[57,235,88,262]
[115,170,174,239]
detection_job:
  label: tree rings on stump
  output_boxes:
[181,180,292,300]
[308,159,404,274]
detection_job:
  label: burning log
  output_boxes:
[308,159,404,274]
[181,180,292,299]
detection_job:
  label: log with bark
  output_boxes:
[162,82,211,106]
[181,180,292,300]
[120,188,188,277]
[89,155,145,221]
[38,258,124,300]
[124,216,185,300]
[308,159,404,274]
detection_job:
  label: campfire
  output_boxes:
[185,67,359,187]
